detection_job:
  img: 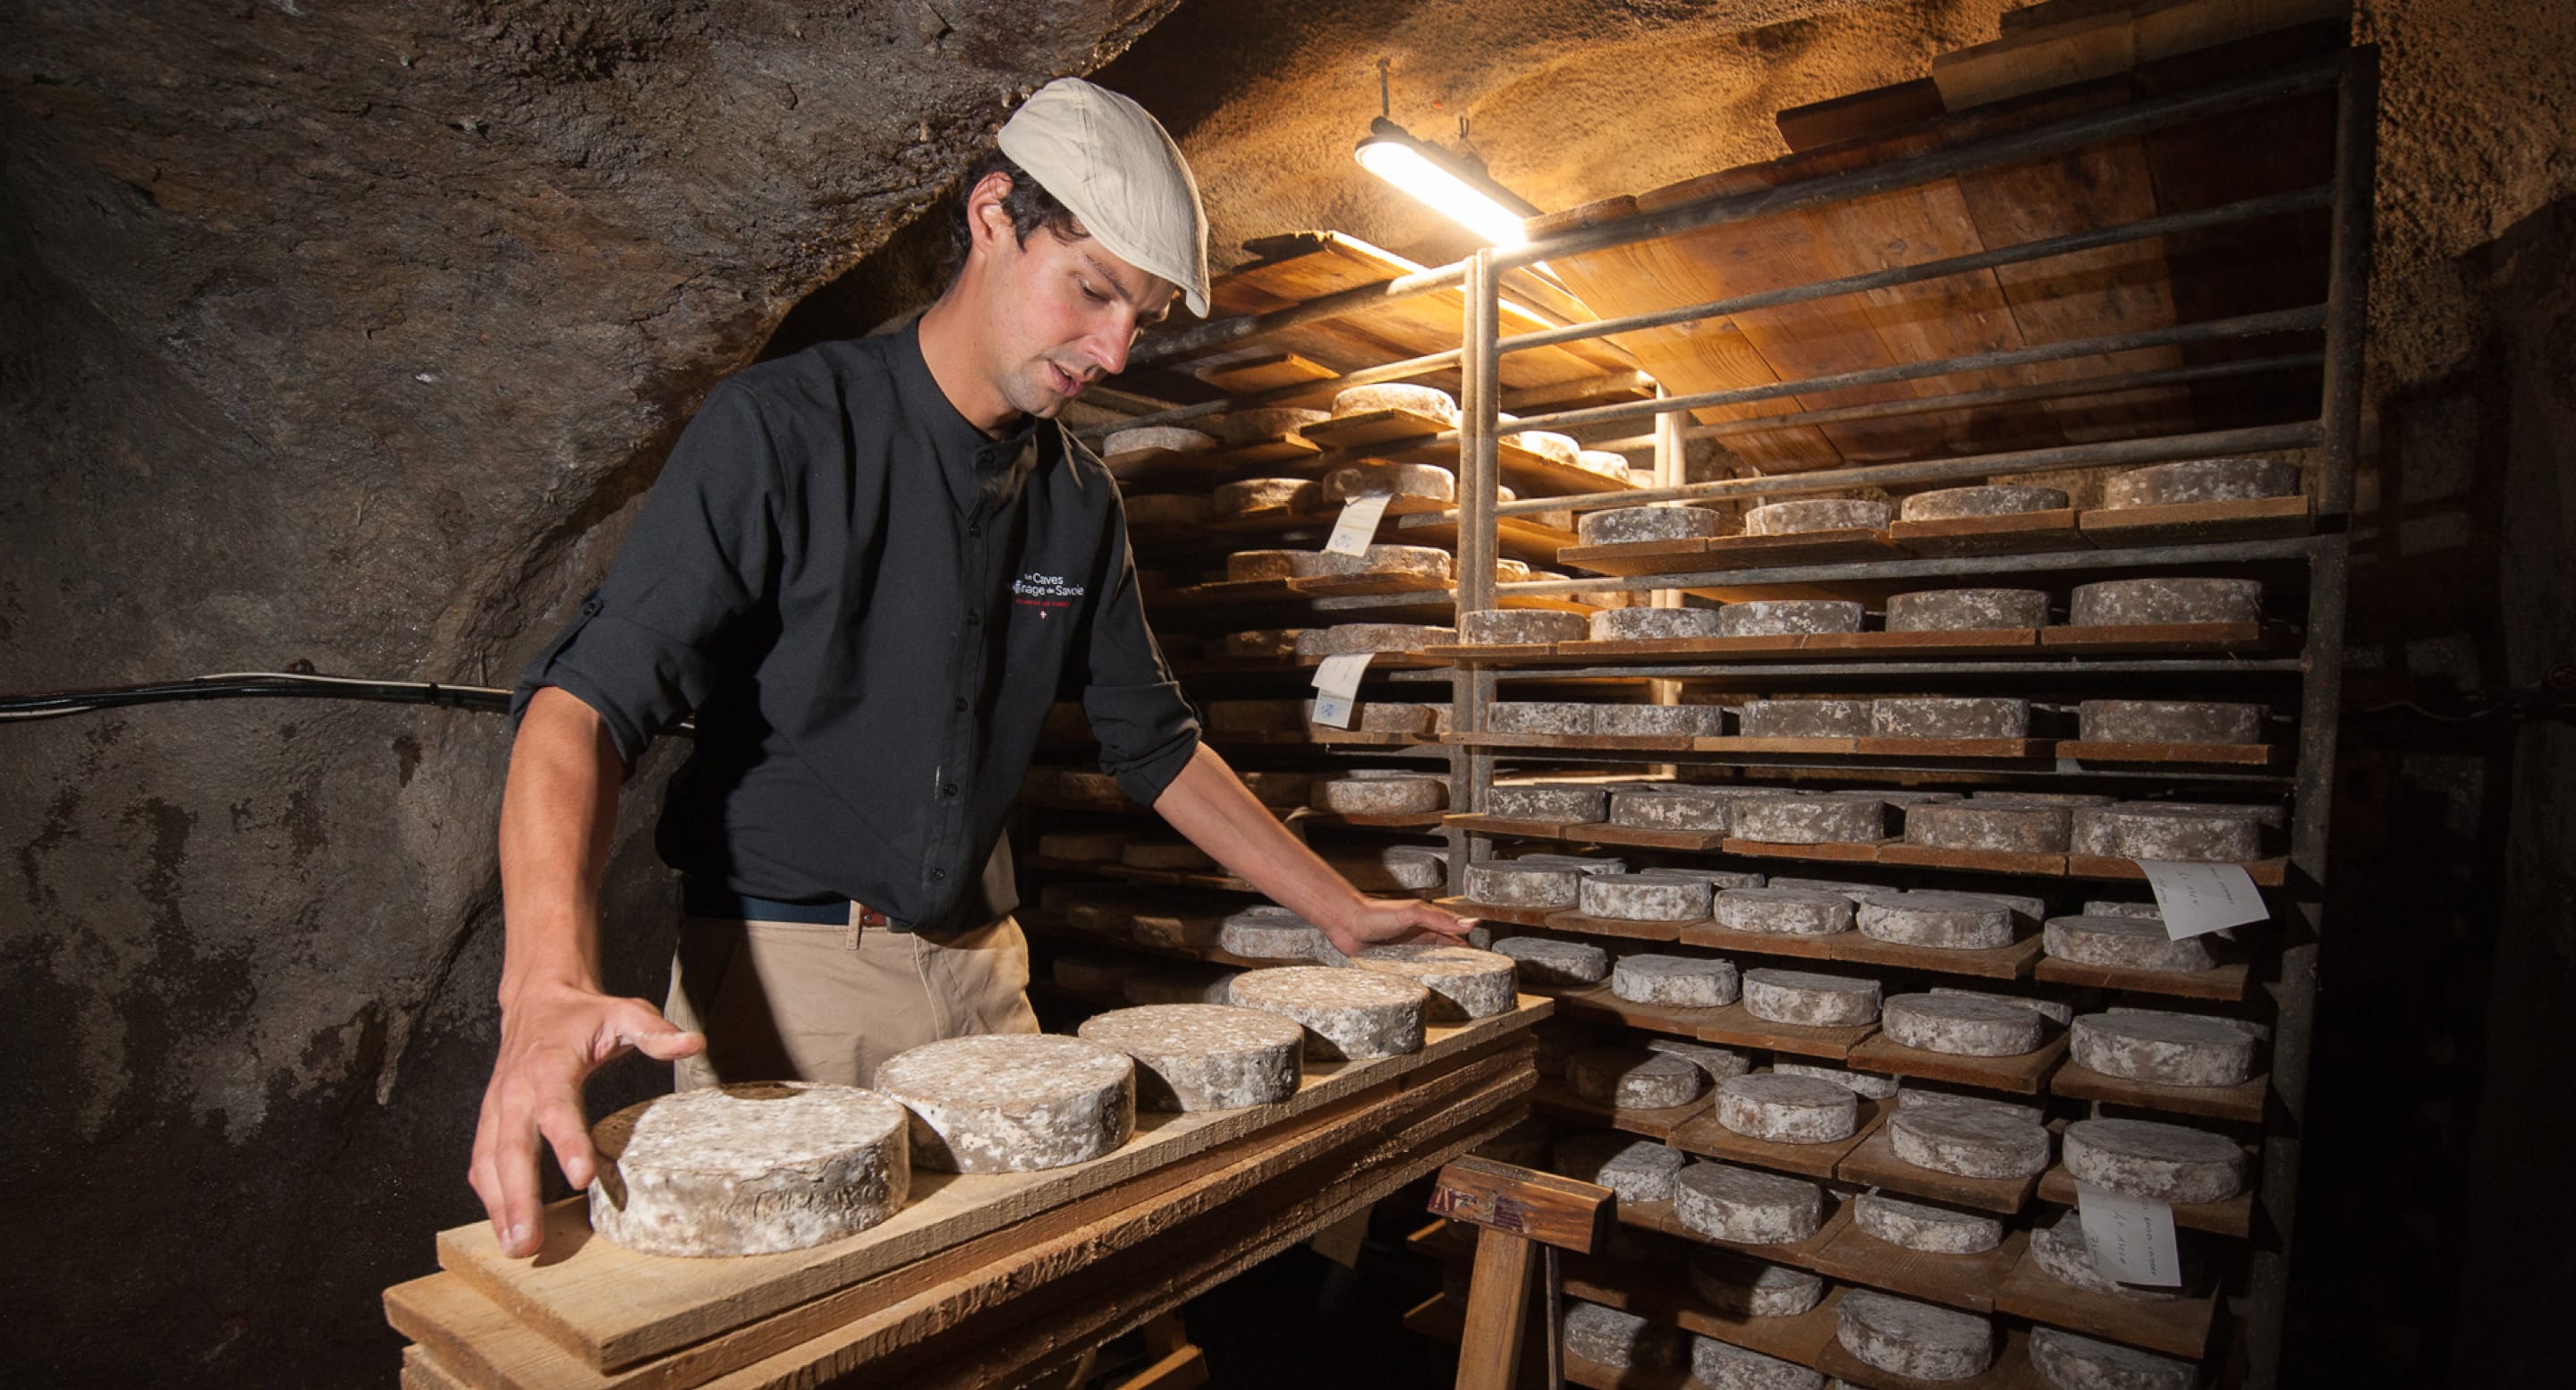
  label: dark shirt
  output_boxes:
[513,323,1199,932]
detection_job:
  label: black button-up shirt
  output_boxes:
[513,324,1199,932]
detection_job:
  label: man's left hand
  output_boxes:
[1322,897,1477,958]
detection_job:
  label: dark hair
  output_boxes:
[947,147,1085,269]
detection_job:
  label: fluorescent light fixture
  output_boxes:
[1355,116,1538,248]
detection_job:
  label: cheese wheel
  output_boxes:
[1459,608,1588,645]
[1895,1085,2045,1126]
[1495,935,1613,985]
[1352,944,1517,1021]
[1976,789,2119,807]
[588,1083,910,1257]
[1837,1291,1995,1382]
[1646,1037,1757,1081]
[1903,801,2072,853]
[1884,588,2053,631]
[1691,1335,1828,1390]
[1301,698,1436,733]
[1464,860,1582,910]
[1596,703,1724,737]
[1872,697,2029,739]
[1575,448,1633,478]
[1331,382,1455,422]
[1687,1248,1826,1317]
[1214,479,1314,518]
[1673,1160,1823,1244]
[1228,966,1428,1061]
[2029,1208,2197,1301]
[1856,891,2018,950]
[1120,840,1212,870]
[1037,830,1127,861]
[1589,606,1725,641]
[2070,1012,2256,1087]
[1886,1105,2052,1179]
[1740,699,1872,737]
[1217,906,1331,962]
[1743,498,1894,534]
[875,1036,1135,1174]
[1613,953,1738,1006]
[1733,796,1886,845]
[1128,909,1220,952]
[2029,1326,2203,1390]
[1555,1131,1686,1202]
[1854,1191,2003,1254]
[1578,504,1726,545]
[1758,875,1879,901]
[1742,969,1881,1026]
[1122,493,1214,527]
[1506,429,1582,466]
[1062,899,1137,937]
[2102,456,2301,508]
[1484,784,1610,822]
[2063,1118,2248,1202]
[2077,699,2266,744]
[1716,1072,1860,1143]
[1716,887,1855,937]
[1566,1047,1710,1110]
[1898,484,2068,520]
[1205,406,1330,443]
[1222,628,1309,659]
[1322,462,1453,504]
[1771,1061,1899,1099]
[1580,873,1716,921]
[1609,786,1734,831]
[1930,985,2072,1027]
[1514,852,1627,874]
[1102,424,1216,455]
[2072,804,2264,862]
[1236,770,1312,809]
[1718,599,1866,637]
[2043,914,2217,972]
[1075,1005,1305,1111]
[1306,623,1455,656]
[2069,577,2264,627]
[1311,773,1446,816]
[1487,700,1597,735]
[1562,1299,1685,1369]
[1883,993,2047,1056]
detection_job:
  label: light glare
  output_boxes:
[1357,136,1529,248]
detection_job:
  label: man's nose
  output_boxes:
[1083,314,1136,377]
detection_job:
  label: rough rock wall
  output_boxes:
[0,3,1177,1385]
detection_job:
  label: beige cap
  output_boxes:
[996,77,1210,318]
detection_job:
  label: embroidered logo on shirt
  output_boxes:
[1011,572,1085,617]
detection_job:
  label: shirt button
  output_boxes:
[941,782,959,798]
[953,698,969,713]
[965,612,980,626]
[929,868,947,883]
[968,524,982,538]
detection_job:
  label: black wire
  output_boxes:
[0,674,513,723]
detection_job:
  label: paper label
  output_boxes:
[1309,651,1375,728]
[1323,493,1393,556]
[2135,860,2268,940]
[2077,1182,2182,1286]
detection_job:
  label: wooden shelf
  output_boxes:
[1421,629,2040,665]
[1618,1192,1856,1273]
[1447,731,1702,753]
[1834,1124,2041,1216]
[2048,1061,2269,1124]
[1846,1030,2070,1098]
[1442,814,1574,842]
[2030,956,2251,1003]
[1720,837,2292,887]
[1693,1002,1880,1062]
[1436,896,1561,929]
[1993,1240,2222,1360]
[1669,1098,1888,1180]
[2038,621,2280,654]
[1287,809,1451,829]
[2037,1167,2254,1239]
[1561,1255,1846,1371]
[1676,921,1841,963]
[1564,823,1733,852]
[1647,921,2045,982]
[1522,979,1730,1041]
[1532,1076,1712,1141]
[1559,528,1908,578]
[2077,493,2312,547]
[2065,855,2287,887]
[1817,1322,2047,1390]
[1171,650,1451,676]
[2055,740,2283,767]
[1724,836,1901,865]
[1100,434,1324,487]
[1538,909,1689,943]
[1888,509,2082,556]
[1807,1221,2030,1316]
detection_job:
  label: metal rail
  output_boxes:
[1493,535,2320,598]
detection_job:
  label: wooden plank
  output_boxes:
[1694,529,1910,571]
[1532,1077,1711,1141]
[2078,493,2314,546]
[1561,824,1732,853]
[2038,621,2272,653]
[2037,1166,2254,1237]
[430,1001,1551,1370]
[1993,1236,2223,1360]
[1890,509,2085,556]
[1454,1225,1538,1390]
[1694,1001,1878,1061]
[1294,406,1448,452]
[1537,910,1689,944]
[2064,854,2285,886]
[1722,837,1894,865]
[1677,921,1843,964]
[1439,816,1572,843]
[1835,1124,2042,1216]
[1428,1157,1615,1253]
[2049,1060,2269,1123]
[1446,732,1700,753]
[1808,1221,2031,1317]
[1555,536,1715,578]
[1525,979,1729,1041]
[1776,78,1948,153]
[2032,955,2250,1002]
[1817,1321,2047,1390]
[1828,926,2047,981]
[2055,739,2282,767]
[1192,351,1339,403]
[1669,1098,1889,1180]
[1441,897,1562,930]
[1849,737,2053,759]
[1875,843,2072,877]
[1846,1030,2072,1097]
[1935,9,2141,112]
[1421,630,2042,665]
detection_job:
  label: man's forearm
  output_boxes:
[1149,742,1374,933]
[496,687,627,998]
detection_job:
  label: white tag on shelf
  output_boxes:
[2135,860,2268,940]
[1309,651,1375,729]
[1323,493,1393,556]
[2077,1182,2183,1287]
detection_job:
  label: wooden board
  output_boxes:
[2038,621,2274,653]
[1423,629,2043,665]
[1694,1002,1880,1061]
[1817,1322,2047,1390]
[1447,732,1701,753]
[1669,1097,1888,1180]
[1809,1220,2031,1317]
[1846,1030,2071,1097]
[1876,843,2072,877]
[1888,509,2084,556]
[1830,927,2048,981]
[428,1000,1551,1371]
[1440,815,1573,843]
[2037,1166,2253,1238]
[2049,1060,2269,1123]
[1562,823,1733,853]
[2064,854,2285,886]
[1192,351,1339,403]
[2055,740,2282,767]
[1677,922,1843,964]
[1295,406,1449,452]
[2031,955,2250,1002]
[1532,1076,1711,1141]
[1993,1238,2223,1360]
[1722,837,1898,865]
[2078,493,2313,546]
[1834,1124,2041,1216]
[1538,909,1690,943]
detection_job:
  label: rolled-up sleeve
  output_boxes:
[1078,508,1200,806]
[512,382,781,769]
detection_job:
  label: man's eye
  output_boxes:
[1077,280,1109,304]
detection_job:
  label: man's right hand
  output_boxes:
[467,979,705,1259]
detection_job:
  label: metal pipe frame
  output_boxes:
[1433,658,2307,681]
[1444,250,1504,894]
[1492,534,2318,599]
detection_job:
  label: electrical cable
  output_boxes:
[0,671,513,723]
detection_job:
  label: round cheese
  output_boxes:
[2029,1326,2202,1390]
[1716,1072,1860,1143]
[1352,944,1518,1021]
[1205,406,1331,443]
[1717,600,1866,637]
[1687,1248,1826,1317]
[2076,699,2266,744]
[1902,801,2072,853]
[1562,1299,1684,1369]
[1575,448,1633,478]
[1691,1335,1827,1390]
[1459,608,1588,645]
[1836,1291,1995,1382]
[1307,622,1456,656]
[1646,1037,1756,1081]
[1589,606,1726,640]
[1898,484,2068,520]
[1871,697,2030,739]
[1597,704,1724,737]
[1771,1061,1899,1099]
[589,1083,910,1257]
[2072,804,2264,862]
[1495,935,1613,986]
[2068,577,2264,627]
[2062,1118,2248,1203]
[1933,986,2070,1027]
[1485,700,1597,736]
[2102,456,2300,508]
[1312,773,1446,816]
[1613,953,1739,1006]
[1322,462,1454,504]
[1742,969,1881,1027]
[1102,424,1216,456]
[1740,700,1872,737]
[1507,430,1582,466]
[1228,966,1429,1061]
[874,1036,1135,1174]
[1856,891,2018,950]
[1673,1160,1823,1245]
[1484,784,1610,822]
[1580,873,1716,922]
[1884,588,2053,631]
[1733,796,1887,845]
[1075,1005,1305,1111]
[1743,498,1894,534]
[2042,914,2216,972]
[1214,479,1314,519]
[1222,629,1309,659]
[1464,860,1582,910]
[1883,993,2047,1056]
[1565,1047,1711,1110]
[1217,906,1332,962]
[2029,1208,2193,1301]
[1610,786,1733,831]
[1578,504,1726,546]
[1555,1131,1686,1202]
[1854,1191,2003,1254]
[2071,1012,2257,1087]
[1331,382,1455,422]
[1896,1085,2045,1126]
[1886,1106,2052,1179]
[1716,887,1855,937]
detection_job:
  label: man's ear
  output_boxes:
[966,172,1017,255]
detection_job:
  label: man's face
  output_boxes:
[975,199,1177,420]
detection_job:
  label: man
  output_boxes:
[469,78,1470,1258]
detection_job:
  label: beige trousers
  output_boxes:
[665,909,1040,1091]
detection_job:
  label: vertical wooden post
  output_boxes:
[1428,1157,1613,1390]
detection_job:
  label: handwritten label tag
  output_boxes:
[1323,493,1393,557]
[2077,1182,2182,1286]
[2135,860,2268,940]
[1309,651,1375,729]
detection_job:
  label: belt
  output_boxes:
[682,880,893,928]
